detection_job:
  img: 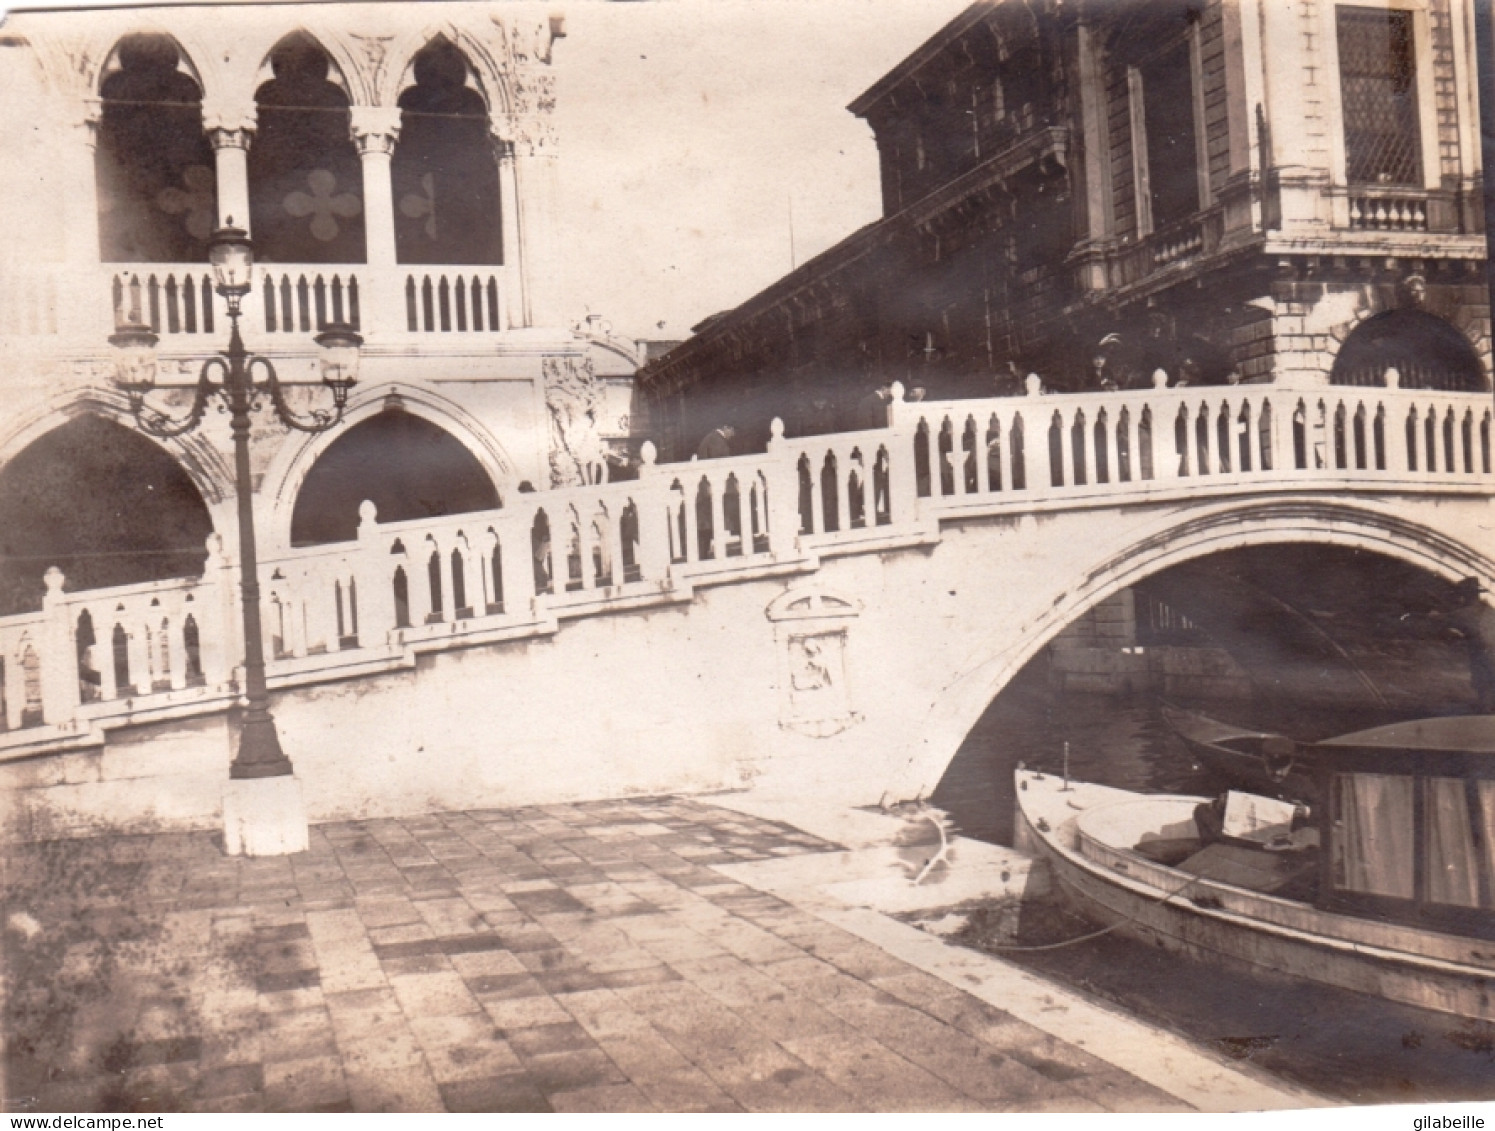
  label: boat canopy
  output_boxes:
[1317,715,1495,755]
[1312,715,1495,934]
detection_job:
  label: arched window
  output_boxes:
[1330,310,1487,391]
[97,34,215,262]
[250,34,364,263]
[394,38,502,266]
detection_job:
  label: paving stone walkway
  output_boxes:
[2,797,1192,1112]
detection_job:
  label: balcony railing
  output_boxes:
[1,381,1489,753]
[0,262,513,344]
[1347,189,1429,232]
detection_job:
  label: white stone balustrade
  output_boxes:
[0,382,1489,750]
[0,262,517,343]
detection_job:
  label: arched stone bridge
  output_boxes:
[3,381,1492,840]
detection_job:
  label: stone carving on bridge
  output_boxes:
[766,587,864,738]
[543,355,605,488]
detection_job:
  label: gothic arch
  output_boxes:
[0,390,231,507]
[381,23,516,126]
[96,32,216,263]
[260,382,516,549]
[99,30,205,95]
[880,497,1495,804]
[250,28,354,103]
[249,31,364,264]
[0,412,219,614]
[392,35,503,266]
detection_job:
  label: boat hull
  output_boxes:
[1162,705,1318,801]
[1015,770,1495,1023]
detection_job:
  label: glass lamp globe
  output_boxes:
[314,323,363,406]
[207,223,254,297]
[107,319,160,396]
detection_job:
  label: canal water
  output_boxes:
[925,660,1495,1104]
[930,660,1402,846]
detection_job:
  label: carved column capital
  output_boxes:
[349,105,403,155]
[207,127,254,152]
[202,102,257,146]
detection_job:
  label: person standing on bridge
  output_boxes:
[696,424,735,460]
[856,384,893,430]
[1451,578,1495,712]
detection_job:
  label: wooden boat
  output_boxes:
[1015,714,1495,1022]
[1161,702,1319,802]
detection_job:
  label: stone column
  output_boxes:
[349,107,402,268]
[63,102,103,267]
[497,138,524,331]
[512,146,560,330]
[61,103,105,338]
[203,103,257,233]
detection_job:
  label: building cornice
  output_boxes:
[847,1,996,120]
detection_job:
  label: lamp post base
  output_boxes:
[223,775,309,856]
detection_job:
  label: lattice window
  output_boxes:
[1337,7,1423,186]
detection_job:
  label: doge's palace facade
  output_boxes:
[0,2,640,612]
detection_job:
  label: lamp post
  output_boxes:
[109,224,361,848]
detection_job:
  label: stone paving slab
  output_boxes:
[2,794,1310,1113]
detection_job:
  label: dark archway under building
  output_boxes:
[0,415,214,615]
[1330,309,1488,391]
[290,409,501,546]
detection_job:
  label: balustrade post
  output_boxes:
[577,511,599,589]
[1019,379,1045,491]
[764,419,806,554]
[1055,408,1073,489]
[95,610,119,703]
[681,472,702,562]
[606,507,627,584]
[832,451,852,529]
[632,444,671,582]
[884,388,921,522]
[710,474,730,558]
[3,645,26,729]
[353,502,396,645]
[199,533,237,687]
[462,545,483,615]
[1382,370,1410,473]
[504,503,539,611]
[1079,410,1098,486]
[304,564,339,653]
[38,568,80,727]
[168,613,189,690]
[125,621,149,697]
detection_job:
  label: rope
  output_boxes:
[976,861,1205,952]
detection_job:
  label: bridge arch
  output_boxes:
[881,497,1495,804]
[262,382,514,549]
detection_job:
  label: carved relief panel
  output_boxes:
[765,587,863,738]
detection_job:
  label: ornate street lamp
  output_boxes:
[108,223,361,798]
